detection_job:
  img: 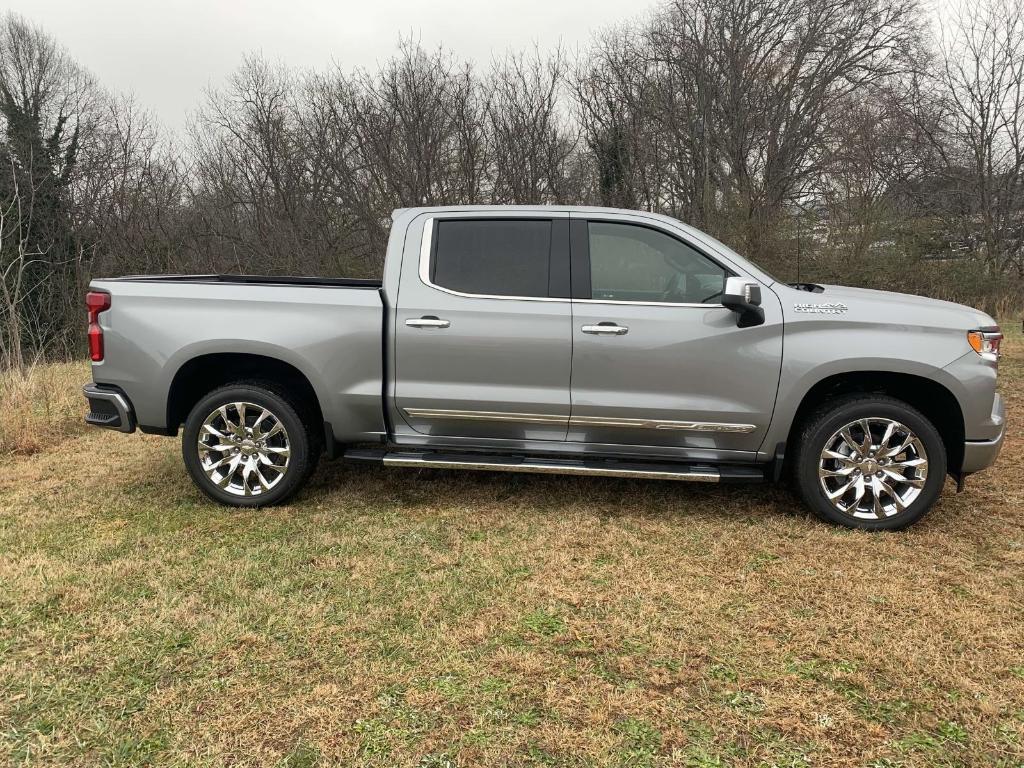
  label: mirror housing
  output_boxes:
[721,277,765,327]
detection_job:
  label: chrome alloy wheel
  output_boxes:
[817,417,929,520]
[197,402,291,497]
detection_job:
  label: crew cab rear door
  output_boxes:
[567,212,783,457]
[392,212,573,442]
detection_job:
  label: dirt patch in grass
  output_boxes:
[1,334,1022,766]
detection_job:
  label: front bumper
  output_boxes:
[83,383,136,433]
[962,392,1005,474]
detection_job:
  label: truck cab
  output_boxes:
[389,208,782,463]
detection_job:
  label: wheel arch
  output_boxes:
[166,352,325,435]
[786,371,965,474]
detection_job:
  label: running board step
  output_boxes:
[343,449,764,484]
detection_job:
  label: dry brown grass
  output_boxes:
[0,333,1021,767]
[0,360,90,455]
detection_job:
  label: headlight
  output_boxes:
[967,328,1002,362]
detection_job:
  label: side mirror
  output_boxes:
[721,277,765,327]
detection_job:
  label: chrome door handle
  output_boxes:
[406,316,450,329]
[582,323,628,336]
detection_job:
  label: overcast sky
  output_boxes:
[7,0,658,133]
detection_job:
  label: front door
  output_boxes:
[567,215,783,457]
[393,213,573,442]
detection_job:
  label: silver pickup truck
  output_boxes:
[83,206,1006,530]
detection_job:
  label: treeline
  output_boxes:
[1,0,1023,369]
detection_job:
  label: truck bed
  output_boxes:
[90,274,387,443]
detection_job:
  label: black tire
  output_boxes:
[792,394,947,531]
[182,381,319,507]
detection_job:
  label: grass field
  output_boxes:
[1,332,1022,767]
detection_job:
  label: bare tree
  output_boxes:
[487,48,577,203]
[301,40,489,268]
[925,0,1024,276]
[575,0,924,270]
[0,11,105,362]
[190,56,312,274]
[0,159,40,371]
[574,25,670,211]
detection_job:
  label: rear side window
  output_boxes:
[431,219,552,297]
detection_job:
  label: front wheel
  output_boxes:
[792,395,947,530]
[182,382,316,507]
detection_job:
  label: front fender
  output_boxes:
[760,320,970,459]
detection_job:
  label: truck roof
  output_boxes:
[394,204,681,219]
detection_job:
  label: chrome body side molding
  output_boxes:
[570,416,756,433]
[401,408,756,434]
[403,408,568,425]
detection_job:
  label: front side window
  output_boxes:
[431,219,552,297]
[588,221,729,304]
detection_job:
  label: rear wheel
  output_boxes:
[182,382,317,507]
[793,395,947,530]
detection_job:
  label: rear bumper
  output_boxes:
[83,383,136,433]
[962,392,1005,474]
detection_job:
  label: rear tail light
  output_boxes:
[967,327,1002,362]
[86,291,111,362]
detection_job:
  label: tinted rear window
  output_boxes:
[431,219,552,297]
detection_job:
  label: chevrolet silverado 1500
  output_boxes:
[83,206,1006,529]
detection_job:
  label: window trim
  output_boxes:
[418,216,570,302]
[572,217,737,308]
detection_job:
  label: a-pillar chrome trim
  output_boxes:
[402,407,755,434]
